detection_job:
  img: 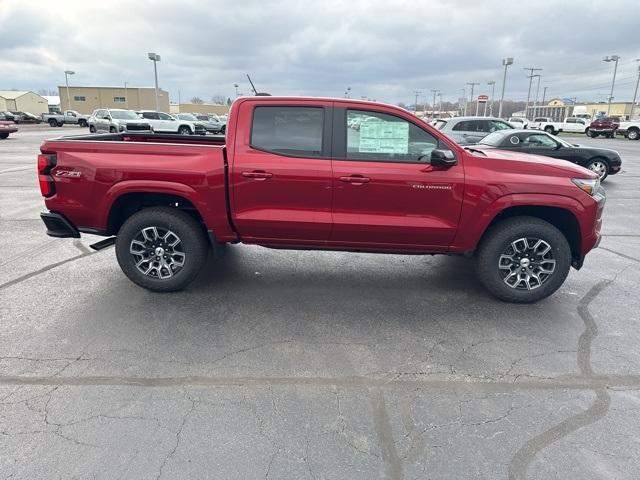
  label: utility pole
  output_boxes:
[437,91,442,117]
[523,67,542,120]
[124,81,128,108]
[467,82,479,115]
[631,60,640,121]
[413,90,421,113]
[533,74,541,106]
[487,81,496,116]
[542,86,548,105]
[430,89,439,117]
[460,88,466,116]
[603,55,620,116]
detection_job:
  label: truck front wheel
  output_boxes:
[544,126,555,135]
[115,207,209,292]
[477,217,571,303]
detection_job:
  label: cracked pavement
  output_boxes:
[1,125,640,479]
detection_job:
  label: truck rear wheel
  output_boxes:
[115,207,209,292]
[477,216,571,303]
[48,119,57,127]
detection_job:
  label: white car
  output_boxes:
[616,120,640,140]
[137,111,205,135]
[508,117,528,129]
[530,117,589,135]
[88,109,152,133]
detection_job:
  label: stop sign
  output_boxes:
[478,95,489,102]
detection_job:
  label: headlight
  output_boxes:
[572,177,600,196]
[119,124,126,131]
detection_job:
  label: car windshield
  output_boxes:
[479,131,508,146]
[433,120,447,130]
[109,110,140,120]
[554,136,574,147]
[178,114,198,121]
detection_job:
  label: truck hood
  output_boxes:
[469,146,598,179]
[113,119,150,125]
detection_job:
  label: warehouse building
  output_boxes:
[57,86,170,114]
[0,90,49,115]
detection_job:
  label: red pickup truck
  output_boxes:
[38,97,605,303]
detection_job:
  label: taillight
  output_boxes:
[38,153,57,197]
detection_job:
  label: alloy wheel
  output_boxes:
[498,237,556,290]
[588,160,607,179]
[129,226,185,279]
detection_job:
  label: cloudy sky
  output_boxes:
[1,0,639,106]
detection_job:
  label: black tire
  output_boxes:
[178,126,192,135]
[0,133,8,139]
[221,125,226,134]
[586,128,595,138]
[585,157,609,181]
[627,128,639,140]
[109,126,117,133]
[477,216,571,303]
[89,125,96,133]
[48,119,57,127]
[115,207,209,292]
[79,120,87,128]
[544,126,555,135]
[57,122,64,127]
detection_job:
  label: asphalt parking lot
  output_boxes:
[1,124,639,479]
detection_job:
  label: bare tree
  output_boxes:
[190,97,204,104]
[210,95,225,105]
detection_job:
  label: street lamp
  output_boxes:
[603,55,620,116]
[345,86,351,98]
[64,70,75,111]
[487,81,496,116]
[498,57,514,119]
[147,52,161,112]
[630,60,640,121]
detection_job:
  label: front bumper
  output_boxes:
[40,212,80,238]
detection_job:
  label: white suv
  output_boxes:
[138,111,204,135]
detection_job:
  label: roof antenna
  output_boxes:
[246,74,271,96]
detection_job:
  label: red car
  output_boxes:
[0,120,18,139]
[38,96,605,303]
[587,117,619,138]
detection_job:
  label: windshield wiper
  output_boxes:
[464,146,487,156]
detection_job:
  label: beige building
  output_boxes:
[0,90,49,115]
[57,86,170,114]
[578,102,637,120]
[170,103,230,115]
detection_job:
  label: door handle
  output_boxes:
[242,170,273,180]
[340,175,370,184]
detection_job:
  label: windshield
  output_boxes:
[479,131,508,146]
[178,114,198,121]
[109,110,140,120]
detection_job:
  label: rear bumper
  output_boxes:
[40,212,80,238]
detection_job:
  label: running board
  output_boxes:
[89,237,116,251]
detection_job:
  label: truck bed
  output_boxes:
[49,132,227,146]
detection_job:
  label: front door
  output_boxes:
[230,102,333,243]
[330,108,465,250]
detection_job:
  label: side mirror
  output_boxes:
[430,149,457,167]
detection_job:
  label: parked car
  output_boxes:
[587,117,619,138]
[616,119,640,140]
[508,117,528,129]
[0,111,16,122]
[137,110,204,135]
[173,113,208,134]
[38,96,605,303]
[88,109,152,133]
[0,120,18,139]
[434,116,513,144]
[530,117,589,135]
[11,111,42,124]
[194,114,225,134]
[477,129,621,180]
[42,110,89,128]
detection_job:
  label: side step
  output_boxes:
[90,237,116,251]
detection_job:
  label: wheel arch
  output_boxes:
[480,205,582,267]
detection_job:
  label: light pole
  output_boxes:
[460,88,466,116]
[498,57,514,119]
[124,81,128,109]
[345,87,351,98]
[630,61,640,121]
[413,90,421,113]
[437,92,442,117]
[603,55,620,116]
[147,52,161,112]
[64,70,75,111]
[234,84,240,97]
[542,86,548,105]
[487,81,496,116]
[467,82,479,115]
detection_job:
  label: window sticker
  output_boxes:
[359,120,409,154]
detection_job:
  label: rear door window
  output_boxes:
[251,106,324,157]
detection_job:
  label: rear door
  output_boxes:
[330,107,464,249]
[230,101,333,243]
